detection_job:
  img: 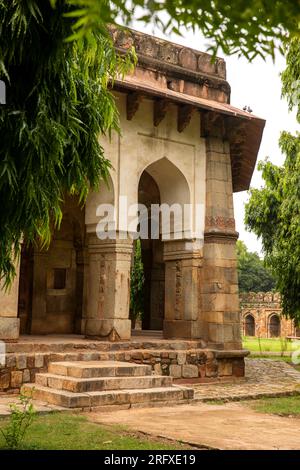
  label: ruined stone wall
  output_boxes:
[240,292,298,338]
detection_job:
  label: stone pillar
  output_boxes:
[200,136,242,350]
[163,240,202,339]
[83,234,133,341]
[0,263,20,341]
[30,250,48,333]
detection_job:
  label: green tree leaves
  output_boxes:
[236,240,276,293]
[130,239,145,321]
[0,1,135,286]
[68,0,300,60]
[245,43,300,321]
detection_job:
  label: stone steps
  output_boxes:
[22,384,192,409]
[48,361,152,378]
[22,360,194,410]
[35,373,173,393]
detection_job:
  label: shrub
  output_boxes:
[0,391,36,449]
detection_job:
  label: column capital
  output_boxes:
[204,216,238,244]
[163,239,203,262]
[87,234,133,255]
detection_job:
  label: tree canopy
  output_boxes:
[2,0,300,287]
[245,39,300,322]
[236,241,276,293]
[68,0,300,59]
[0,0,135,286]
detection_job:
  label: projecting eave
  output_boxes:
[114,76,265,192]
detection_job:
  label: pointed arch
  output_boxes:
[244,313,255,337]
[139,157,191,207]
[268,313,280,338]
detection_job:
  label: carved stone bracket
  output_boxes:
[153,99,169,127]
[200,111,226,138]
[126,92,142,120]
[178,104,194,133]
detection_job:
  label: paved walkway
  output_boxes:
[193,358,300,402]
[87,401,300,450]
[0,396,64,417]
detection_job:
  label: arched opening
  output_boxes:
[268,314,281,338]
[18,195,86,335]
[137,171,164,330]
[133,158,191,332]
[244,314,255,337]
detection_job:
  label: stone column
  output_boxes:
[30,250,48,334]
[83,234,133,341]
[200,136,242,350]
[0,263,20,341]
[163,240,202,339]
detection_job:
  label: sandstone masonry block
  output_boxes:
[6,355,16,368]
[23,369,31,383]
[169,364,182,378]
[16,355,27,370]
[35,354,44,368]
[177,352,186,365]
[205,360,218,378]
[0,371,10,389]
[182,365,198,378]
[11,371,23,388]
[218,361,233,376]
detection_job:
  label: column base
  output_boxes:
[84,319,131,341]
[0,317,20,341]
[163,320,204,339]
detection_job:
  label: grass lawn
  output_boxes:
[249,396,300,417]
[0,412,191,450]
[243,336,300,353]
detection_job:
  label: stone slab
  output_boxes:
[35,373,173,392]
[48,361,152,378]
[0,318,20,340]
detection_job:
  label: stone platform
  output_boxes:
[1,358,300,418]
[0,334,248,392]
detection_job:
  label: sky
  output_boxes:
[130,21,300,255]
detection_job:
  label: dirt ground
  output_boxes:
[87,401,300,450]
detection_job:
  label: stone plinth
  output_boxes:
[0,336,249,392]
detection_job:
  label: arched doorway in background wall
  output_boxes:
[244,314,255,337]
[268,314,281,338]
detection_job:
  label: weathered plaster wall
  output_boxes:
[86,92,207,241]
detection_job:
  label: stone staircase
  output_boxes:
[22,361,194,410]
